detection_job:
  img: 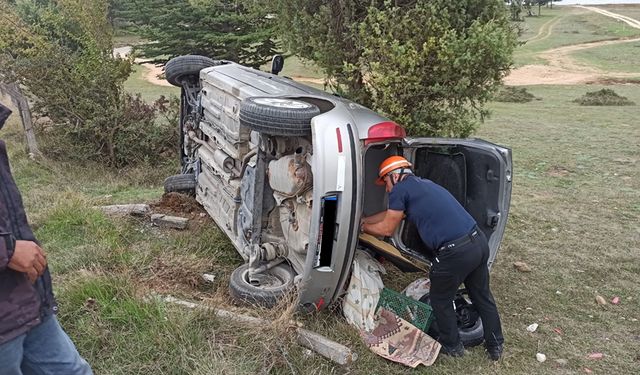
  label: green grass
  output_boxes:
[600,4,640,22]
[5,79,640,373]
[571,40,640,73]
[123,64,179,102]
[514,6,640,66]
[4,8,640,373]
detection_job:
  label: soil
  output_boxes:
[151,192,211,229]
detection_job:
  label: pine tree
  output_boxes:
[113,0,277,68]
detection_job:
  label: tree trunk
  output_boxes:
[0,83,42,158]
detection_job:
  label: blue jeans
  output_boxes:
[0,314,93,375]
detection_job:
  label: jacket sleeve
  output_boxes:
[0,234,16,271]
[0,102,11,130]
[0,203,15,271]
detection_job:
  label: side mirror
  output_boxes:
[271,55,284,75]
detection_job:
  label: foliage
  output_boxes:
[273,0,518,137]
[111,0,278,68]
[492,86,538,103]
[0,0,177,167]
[573,88,635,106]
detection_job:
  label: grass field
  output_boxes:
[514,6,640,66]
[3,4,640,375]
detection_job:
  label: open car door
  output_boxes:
[398,138,512,269]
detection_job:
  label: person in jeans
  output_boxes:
[361,155,504,360]
[0,102,93,374]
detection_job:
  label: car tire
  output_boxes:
[164,173,196,195]
[165,55,218,87]
[420,290,485,348]
[239,97,321,136]
[228,263,295,308]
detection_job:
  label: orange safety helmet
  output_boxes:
[375,156,412,185]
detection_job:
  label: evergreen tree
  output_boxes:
[273,0,518,137]
[113,0,277,68]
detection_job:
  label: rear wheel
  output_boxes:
[165,55,218,87]
[239,97,320,136]
[229,263,295,308]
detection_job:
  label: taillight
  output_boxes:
[365,121,406,145]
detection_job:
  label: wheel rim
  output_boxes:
[242,268,288,290]
[252,98,312,109]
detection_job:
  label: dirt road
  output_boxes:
[505,6,640,85]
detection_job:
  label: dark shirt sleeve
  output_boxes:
[388,183,407,211]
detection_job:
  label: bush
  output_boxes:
[573,89,635,106]
[1,0,179,167]
[39,95,179,167]
[492,86,538,103]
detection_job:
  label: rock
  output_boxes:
[151,213,189,230]
[587,352,604,360]
[595,295,607,305]
[514,261,532,272]
[202,273,216,283]
[555,359,568,366]
[526,323,539,333]
[536,353,547,363]
[611,296,621,305]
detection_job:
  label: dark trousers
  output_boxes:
[429,230,504,348]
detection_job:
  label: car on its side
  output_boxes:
[163,55,512,316]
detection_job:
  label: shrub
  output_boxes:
[492,86,538,103]
[573,89,635,106]
[0,0,179,167]
[39,95,179,167]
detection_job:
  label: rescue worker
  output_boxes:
[0,102,93,374]
[361,155,504,360]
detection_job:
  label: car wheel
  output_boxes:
[228,263,295,308]
[164,174,196,195]
[419,289,485,347]
[165,55,219,87]
[239,97,321,136]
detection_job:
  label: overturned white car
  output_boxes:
[163,55,512,315]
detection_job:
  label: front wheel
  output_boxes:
[228,263,295,308]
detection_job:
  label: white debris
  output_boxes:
[526,323,539,333]
[202,273,216,282]
[556,290,562,295]
[536,353,547,363]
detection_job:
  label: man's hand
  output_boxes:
[7,240,47,283]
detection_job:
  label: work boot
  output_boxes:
[440,341,465,357]
[486,344,503,361]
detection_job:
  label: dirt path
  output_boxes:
[140,63,174,87]
[525,16,563,44]
[506,6,640,85]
